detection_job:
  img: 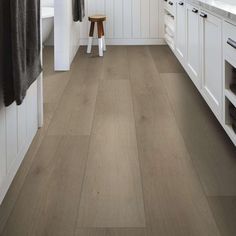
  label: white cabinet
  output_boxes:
[223,21,236,145]
[200,11,222,120]
[175,0,186,63]
[186,4,201,88]
[171,2,236,145]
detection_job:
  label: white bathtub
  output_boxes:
[42,7,54,43]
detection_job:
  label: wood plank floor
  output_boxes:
[77,80,145,228]
[0,46,236,236]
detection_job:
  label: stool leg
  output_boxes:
[101,23,106,51]
[102,36,106,52]
[87,37,93,54]
[97,22,103,57]
[87,22,95,54]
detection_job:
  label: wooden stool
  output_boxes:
[87,15,106,57]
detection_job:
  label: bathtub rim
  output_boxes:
[42,7,54,19]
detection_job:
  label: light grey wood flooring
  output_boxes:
[0,46,236,236]
[77,80,145,228]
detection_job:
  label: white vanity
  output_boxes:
[163,0,236,145]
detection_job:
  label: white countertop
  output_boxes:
[186,0,236,22]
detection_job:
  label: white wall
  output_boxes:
[80,0,165,45]
[54,0,80,70]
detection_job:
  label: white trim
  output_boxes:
[37,75,44,128]
[38,1,44,128]
[80,38,166,46]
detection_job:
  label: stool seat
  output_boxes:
[87,15,106,57]
[89,15,106,22]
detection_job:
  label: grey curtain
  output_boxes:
[73,0,85,22]
[0,0,42,106]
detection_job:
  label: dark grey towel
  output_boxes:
[0,0,14,106]
[73,0,85,22]
[1,0,42,106]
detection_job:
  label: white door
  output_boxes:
[176,0,186,63]
[200,11,222,120]
[186,4,201,88]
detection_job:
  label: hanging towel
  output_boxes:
[73,0,85,22]
[1,0,42,106]
[0,0,14,106]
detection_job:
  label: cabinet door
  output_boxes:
[200,11,222,119]
[186,4,201,88]
[176,0,186,63]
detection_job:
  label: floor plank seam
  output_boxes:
[72,59,102,235]
[127,46,148,229]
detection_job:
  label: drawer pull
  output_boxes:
[227,38,236,50]
[200,12,207,18]
[168,1,174,5]
[192,8,198,13]
[179,2,184,5]
[164,0,168,2]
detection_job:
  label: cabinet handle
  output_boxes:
[179,2,184,5]
[164,0,168,2]
[168,1,174,5]
[192,8,198,13]
[227,38,236,50]
[200,12,207,18]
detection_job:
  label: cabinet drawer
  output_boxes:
[164,0,175,16]
[224,21,236,63]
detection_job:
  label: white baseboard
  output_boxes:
[80,38,166,46]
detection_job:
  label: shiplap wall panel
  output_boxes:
[141,0,150,38]
[0,80,39,204]
[80,0,89,42]
[6,104,18,172]
[114,0,123,38]
[0,104,6,186]
[87,0,98,15]
[26,82,38,141]
[113,0,121,38]
[132,0,141,39]
[17,101,27,152]
[150,0,159,38]
[123,0,132,39]
[96,0,105,14]
[80,0,162,44]
[105,0,114,38]
[158,0,165,38]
